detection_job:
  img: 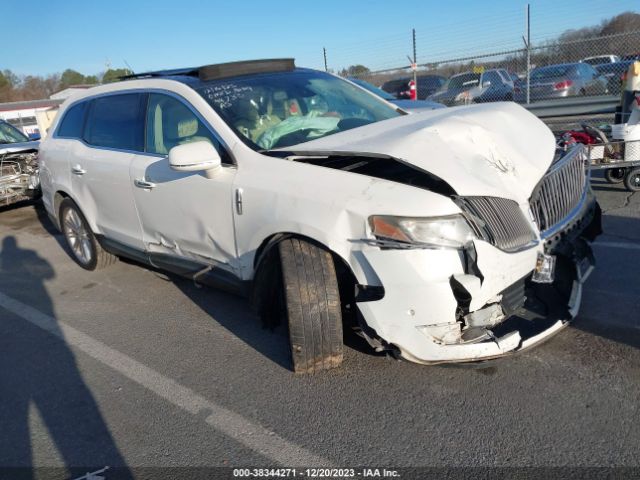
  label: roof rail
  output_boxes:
[120,67,199,80]
[120,58,295,82]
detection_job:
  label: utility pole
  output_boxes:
[323,47,328,72]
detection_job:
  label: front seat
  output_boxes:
[154,100,211,154]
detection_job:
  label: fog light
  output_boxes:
[532,253,556,283]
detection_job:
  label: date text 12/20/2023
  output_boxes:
[233,468,400,478]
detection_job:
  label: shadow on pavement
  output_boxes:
[0,236,131,479]
[171,273,296,371]
[573,214,640,351]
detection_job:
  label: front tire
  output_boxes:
[278,238,343,373]
[59,198,117,271]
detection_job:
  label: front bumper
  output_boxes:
[354,192,601,364]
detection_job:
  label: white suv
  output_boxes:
[39,59,601,373]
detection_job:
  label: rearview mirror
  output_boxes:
[169,141,222,178]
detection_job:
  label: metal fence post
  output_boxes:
[412,29,417,100]
[526,4,531,105]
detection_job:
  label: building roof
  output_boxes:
[0,99,63,113]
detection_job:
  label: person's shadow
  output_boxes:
[0,236,131,479]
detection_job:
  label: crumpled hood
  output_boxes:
[0,140,39,155]
[281,102,556,203]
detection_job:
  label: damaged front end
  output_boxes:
[357,145,602,364]
[0,149,40,207]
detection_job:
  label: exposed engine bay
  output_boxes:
[0,149,40,207]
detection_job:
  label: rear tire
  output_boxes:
[604,168,626,184]
[278,238,343,373]
[59,198,117,271]
[624,167,640,192]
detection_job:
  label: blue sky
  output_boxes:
[4,0,638,76]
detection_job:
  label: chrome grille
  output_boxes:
[529,146,587,233]
[458,196,536,252]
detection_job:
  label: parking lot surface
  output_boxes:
[0,175,639,476]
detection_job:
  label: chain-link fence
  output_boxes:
[330,8,640,108]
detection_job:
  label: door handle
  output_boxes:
[71,165,86,176]
[134,178,156,189]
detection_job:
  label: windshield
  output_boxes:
[0,121,29,144]
[195,70,400,150]
[348,78,396,101]
[530,65,575,80]
[443,73,480,91]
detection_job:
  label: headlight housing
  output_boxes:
[369,215,476,249]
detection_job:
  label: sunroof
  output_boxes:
[198,59,295,81]
[121,59,296,82]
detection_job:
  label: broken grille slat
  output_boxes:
[459,196,535,252]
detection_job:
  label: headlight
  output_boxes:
[369,215,476,249]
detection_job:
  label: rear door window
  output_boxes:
[84,93,146,151]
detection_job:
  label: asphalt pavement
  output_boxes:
[0,176,638,478]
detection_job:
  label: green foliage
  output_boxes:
[60,69,86,88]
[102,68,133,84]
[340,64,371,78]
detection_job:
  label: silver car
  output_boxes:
[515,62,608,102]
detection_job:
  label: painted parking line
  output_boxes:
[593,241,640,250]
[0,291,330,467]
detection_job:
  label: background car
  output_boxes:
[348,77,445,112]
[514,62,608,102]
[581,55,620,65]
[0,120,40,207]
[381,74,446,100]
[621,53,640,61]
[596,60,635,94]
[427,69,514,106]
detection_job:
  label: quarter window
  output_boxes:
[57,102,87,138]
[84,93,145,151]
[145,93,229,163]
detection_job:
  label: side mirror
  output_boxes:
[482,81,491,87]
[168,141,222,178]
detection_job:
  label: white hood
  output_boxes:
[283,102,556,203]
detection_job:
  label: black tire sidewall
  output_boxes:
[60,199,99,270]
[604,168,626,184]
[624,168,640,192]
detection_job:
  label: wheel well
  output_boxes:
[251,233,359,322]
[53,191,70,229]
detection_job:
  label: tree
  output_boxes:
[101,68,133,83]
[340,65,370,78]
[0,70,20,102]
[60,69,86,88]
